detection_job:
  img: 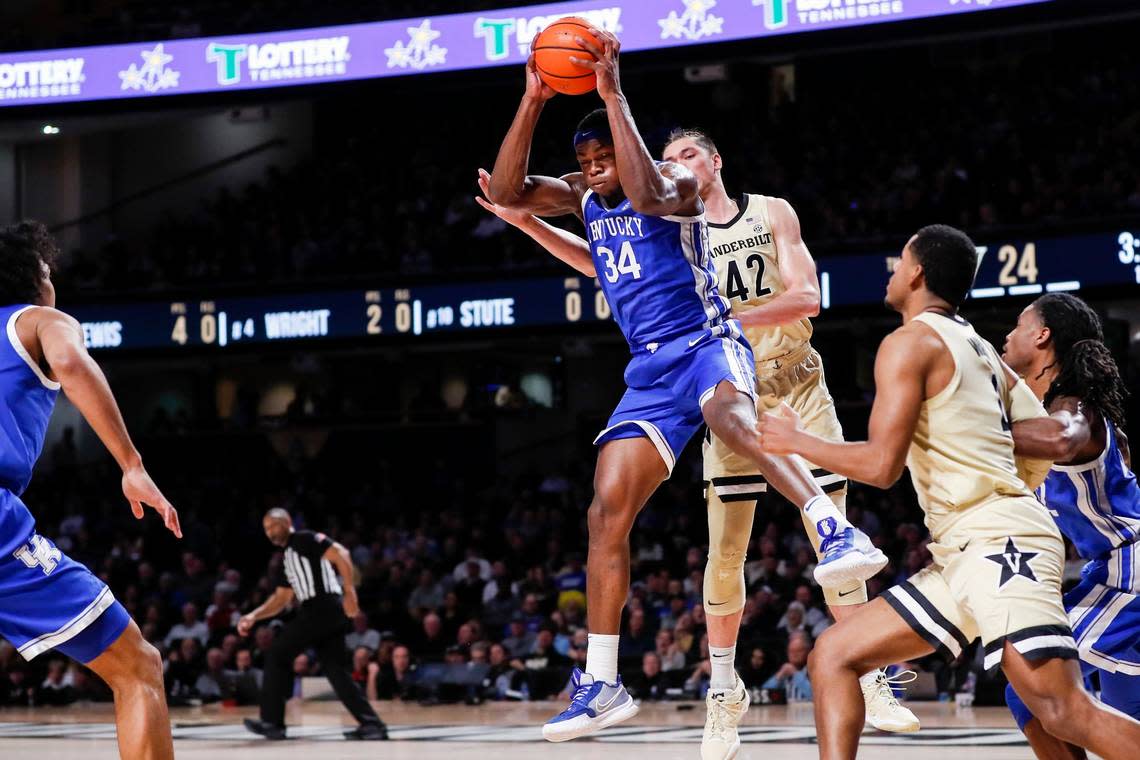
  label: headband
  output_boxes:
[573,127,612,148]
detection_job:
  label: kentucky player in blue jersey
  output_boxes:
[1003,293,1139,759]
[0,222,180,759]
[486,26,885,742]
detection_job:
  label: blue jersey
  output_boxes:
[0,304,58,496]
[582,190,731,352]
[1039,420,1140,560]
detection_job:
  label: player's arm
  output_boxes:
[323,541,360,618]
[1011,395,1094,464]
[735,198,821,328]
[476,168,596,276]
[759,329,930,488]
[572,29,699,217]
[237,586,295,635]
[33,308,181,537]
[485,54,581,216]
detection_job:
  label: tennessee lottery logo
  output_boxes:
[985,537,1039,588]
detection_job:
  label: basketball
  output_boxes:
[533,17,601,96]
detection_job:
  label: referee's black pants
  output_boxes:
[260,596,383,728]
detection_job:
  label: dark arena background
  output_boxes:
[0,1,1137,758]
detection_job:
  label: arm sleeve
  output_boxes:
[1008,379,1054,491]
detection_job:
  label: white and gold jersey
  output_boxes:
[707,193,812,363]
[906,312,1045,540]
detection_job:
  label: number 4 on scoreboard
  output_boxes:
[171,315,188,345]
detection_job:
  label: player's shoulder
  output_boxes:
[17,305,79,331]
[880,321,945,365]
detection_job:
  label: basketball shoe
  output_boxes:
[542,668,639,742]
[701,674,749,760]
[861,669,921,733]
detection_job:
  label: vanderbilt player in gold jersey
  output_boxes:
[759,224,1140,760]
[473,126,911,759]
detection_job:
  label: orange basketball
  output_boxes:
[533,17,601,96]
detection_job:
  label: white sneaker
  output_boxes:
[861,669,920,733]
[701,674,749,760]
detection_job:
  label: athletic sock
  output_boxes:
[805,494,852,537]
[585,633,620,684]
[709,645,737,692]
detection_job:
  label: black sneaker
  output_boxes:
[243,718,287,740]
[344,722,389,741]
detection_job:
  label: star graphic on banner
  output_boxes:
[700,14,725,36]
[407,19,442,49]
[659,11,686,39]
[385,41,411,68]
[142,43,174,71]
[985,537,1039,588]
[119,64,145,90]
[687,0,717,13]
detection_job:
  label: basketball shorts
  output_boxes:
[702,343,863,605]
[0,490,130,663]
[703,343,847,504]
[884,497,1077,671]
[1007,541,1140,725]
[1068,542,1140,677]
[595,322,756,475]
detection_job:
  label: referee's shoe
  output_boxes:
[344,722,389,740]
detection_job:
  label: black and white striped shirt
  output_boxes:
[277,530,343,604]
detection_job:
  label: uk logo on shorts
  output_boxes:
[13,534,62,575]
[986,537,1038,588]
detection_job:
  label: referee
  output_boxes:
[239,508,387,741]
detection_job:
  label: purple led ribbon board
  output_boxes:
[0,0,1052,107]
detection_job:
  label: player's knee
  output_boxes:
[1032,690,1091,740]
[108,631,163,689]
[587,492,635,544]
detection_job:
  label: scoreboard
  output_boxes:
[68,229,1140,351]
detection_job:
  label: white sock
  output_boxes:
[709,645,737,691]
[585,633,620,684]
[805,495,851,537]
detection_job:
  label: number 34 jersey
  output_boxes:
[582,189,732,352]
[708,193,811,363]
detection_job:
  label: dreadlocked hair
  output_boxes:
[1033,293,1128,430]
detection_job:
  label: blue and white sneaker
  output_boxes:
[813,520,888,588]
[542,668,639,742]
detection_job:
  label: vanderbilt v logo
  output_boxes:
[985,537,1039,588]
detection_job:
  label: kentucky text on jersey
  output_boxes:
[581,190,730,351]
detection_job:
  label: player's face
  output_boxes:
[884,238,919,312]
[574,139,620,198]
[662,138,719,197]
[1002,304,1047,373]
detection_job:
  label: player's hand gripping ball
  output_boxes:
[532,17,603,95]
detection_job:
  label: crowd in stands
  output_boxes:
[53,25,1140,295]
[0,415,1005,710]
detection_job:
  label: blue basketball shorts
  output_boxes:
[0,491,130,663]
[595,322,756,474]
[1007,545,1140,725]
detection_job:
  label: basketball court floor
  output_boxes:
[0,701,1049,759]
